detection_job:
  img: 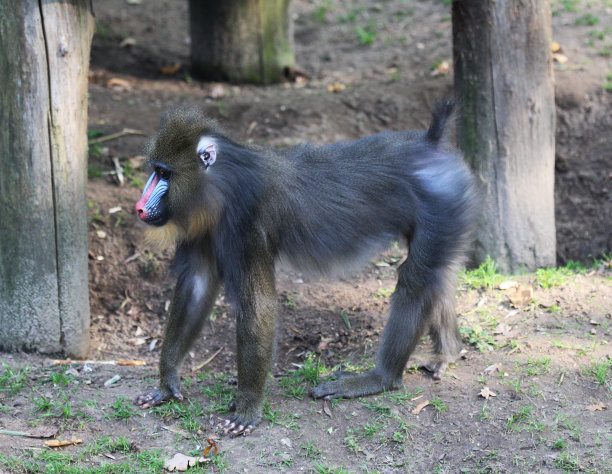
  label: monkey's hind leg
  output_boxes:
[311,225,466,399]
[424,269,463,380]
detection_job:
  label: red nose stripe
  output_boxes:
[135,173,159,215]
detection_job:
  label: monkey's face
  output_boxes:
[135,108,220,237]
[135,165,172,226]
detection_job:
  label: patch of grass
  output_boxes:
[313,461,351,474]
[384,386,423,404]
[376,287,393,298]
[312,0,332,24]
[575,13,600,26]
[262,401,300,429]
[430,397,448,420]
[525,357,552,376]
[0,364,29,395]
[86,435,133,455]
[49,369,74,387]
[300,439,322,459]
[506,405,537,431]
[552,438,567,450]
[535,267,570,288]
[460,325,496,352]
[555,451,581,471]
[110,395,135,420]
[355,20,378,46]
[589,358,612,389]
[360,399,392,417]
[358,420,384,439]
[295,353,326,387]
[460,256,505,289]
[283,292,299,308]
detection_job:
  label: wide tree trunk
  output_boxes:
[0,0,93,357]
[452,0,556,272]
[189,0,294,83]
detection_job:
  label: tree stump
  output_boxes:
[189,0,294,83]
[0,0,94,357]
[452,0,556,272]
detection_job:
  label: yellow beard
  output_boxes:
[144,222,183,249]
[143,209,216,249]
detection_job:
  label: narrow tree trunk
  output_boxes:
[0,0,93,357]
[189,0,294,83]
[452,0,556,272]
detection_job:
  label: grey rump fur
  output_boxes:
[134,100,478,437]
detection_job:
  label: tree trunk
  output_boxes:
[0,0,93,357]
[452,0,556,272]
[189,0,294,83]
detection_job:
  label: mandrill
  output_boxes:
[134,100,477,437]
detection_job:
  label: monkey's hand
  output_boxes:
[311,369,401,399]
[135,384,183,409]
[218,401,261,437]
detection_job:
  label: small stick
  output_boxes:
[191,347,224,372]
[50,359,146,366]
[112,157,124,186]
[88,128,146,145]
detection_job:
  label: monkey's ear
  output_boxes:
[197,137,217,170]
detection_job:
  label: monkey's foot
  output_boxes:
[424,360,450,380]
[311,370,401,400]
[135,386,183,409]
[217,404,260,437]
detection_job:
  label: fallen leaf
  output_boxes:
[106,77,132,91]
[129,337,147,346]
[327,82,346,93]
[499,280,518,290]
[551,41,561,53]
[412,399,430,415]
[164,453,207,471]
[431,60,450,77]
[479,387,497,399]
[116,359,146,366]
[280,438,292,448]
[493,323,512,335]
[508,285,534,308]
[485,363,501,373]
[96,230,107,239]
[108,206,123,214]
[159,63,181,75]
[45,437,82,448]
[202,437,218,457]
[162,425,191,438]
[553,53,568,64]
[209,84,226,99]
[103,375,121,386]
[119,37,136,48]
[585,402,606,411]
[323,400,333,418]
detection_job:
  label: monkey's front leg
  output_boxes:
[220,267,277,437]
[136,266,219,409]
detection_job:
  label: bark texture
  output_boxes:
[452,0,556,272]
[0,0,93,356]
[189,0,294,83]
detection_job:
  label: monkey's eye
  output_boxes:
[155,166,171,180]
[200,151,210,161]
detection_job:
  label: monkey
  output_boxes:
[134,100,477,437]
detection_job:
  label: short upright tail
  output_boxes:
[426,98,455,143]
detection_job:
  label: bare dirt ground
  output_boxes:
[1,1,611,472]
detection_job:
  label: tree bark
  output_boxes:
[452,0,556,272]
[189,0,294,83]
[0,0,93,357]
